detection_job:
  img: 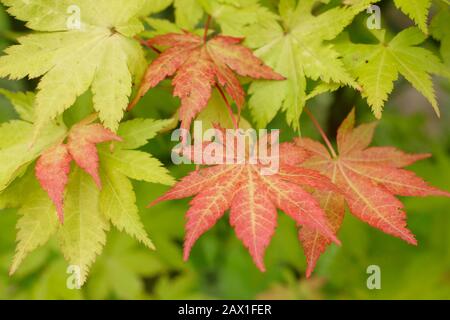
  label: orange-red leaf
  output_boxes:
[36,119,122,223]
[296,109,450,277]
[337,166,417,244]
[230,167,277,271]
[130,32,284,130]
[184,166,243,260]
[151,160,338,271]
[35,144,72,223]
[344,147,431,168]
[299,191,345,278]
[67,123,122,187]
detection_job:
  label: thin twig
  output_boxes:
[215,85,238,130]
[135,36,161,54]
[304,108,337,158]
[203,15,212,43]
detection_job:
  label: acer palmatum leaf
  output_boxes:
[0,0,149,132]
[150,142,340,272]
[129,32,284,130]
[35,144,72,223]
[299,190,345,278]
[68,122,122,187]
[296,109,450,276]
[36,119,121,223]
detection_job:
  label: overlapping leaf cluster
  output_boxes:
[154,110,449,274]
[0,0,449,283]
[0,91,173,284]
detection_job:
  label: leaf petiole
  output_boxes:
[304,108,337,158]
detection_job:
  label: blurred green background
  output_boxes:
[0,1,449,299]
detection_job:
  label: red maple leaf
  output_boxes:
[150,141,340,271]
[296,109,450,277]
[129,32,284,130]
[35,117,121,223]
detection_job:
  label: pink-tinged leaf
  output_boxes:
[344,147,431,168]
[337,109,378,155]
[292,109,450,277]
[259,174,339,244]
[343,162,450,197]
[150,165,236,206]
[173,48,216,130]
[68,123,121,188]
[130,46,197,109]
[277,165,338,192]
[337,167,417,244]
[147,32,202,47]
[207,36,285,80]
[183,166,243,260]
[278,142,312,166]
[130,31,284,130]
[230,167,277,271]
[299,191,345,278]
[295,137,331,160]
[211,60,245,108]
[35,144,72,223]
[152,158,341,271]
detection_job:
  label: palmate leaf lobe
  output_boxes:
[151,142,340,271]
[7,117,175,281]
[0,0,149,133]
[245,0,370,130]
[296,109,450,276]
[35,118,122,223]
[129,31,284,131]
[336,28,449,118]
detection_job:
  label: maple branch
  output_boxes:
[215,84,238,130]
[304,108,337,158]
[203,15,212,43]
[135,36,161,54]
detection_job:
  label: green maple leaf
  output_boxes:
[142,0,173,15]
[173,0,204,30]
[0,89,174,284]
[199,0,276,36]
[8,174,59,276]
[336,28,449,118]
[57,168,109,285]
[144,0,274,35]
[86,233,166,299]
[431,5,450,66]
[0,88,34,122]
[98,119,175,251]
[393,0,432,34]
[0,90,67,192]
[143,0,204,31]
[0,0,149,133]
[245,0,369,130]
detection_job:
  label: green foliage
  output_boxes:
[337,27,447,118]
[0,0,449,300]
[0,89,174,283]
[246,0,367,130]
[0,0,149,133]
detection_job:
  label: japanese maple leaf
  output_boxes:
[244,0,370,130]
[336,28,448,118]
[296,109,450,277]
[129,31,284,130]
[35,116,121,223]
[0,0,150,132]
[150,141,340,271]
